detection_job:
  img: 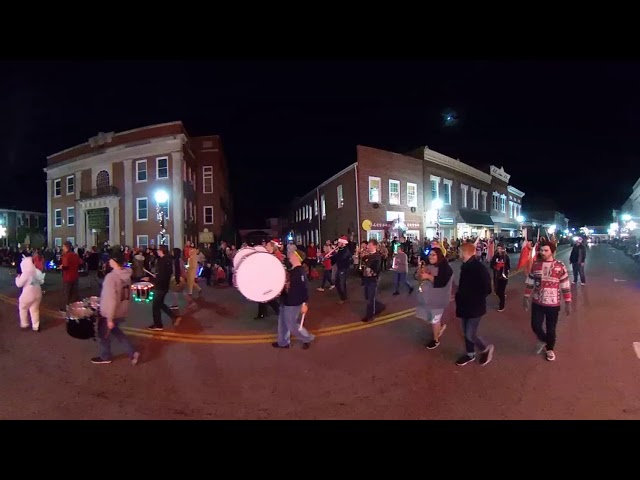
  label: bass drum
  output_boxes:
[233,247,255,271]
[235,252,286,303]
[253,245,267,253]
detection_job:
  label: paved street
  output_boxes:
[1,245,639,419]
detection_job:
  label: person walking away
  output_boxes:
[132,249,145,282]
[490,243,511,312]
[332,236,352,304]
[145,245,181,331]
[187,248,202,297]
[415,248,453,349]
[272,250,315,349]
[361,239,385,322]
[391,245,414,295]
[91,250,140,365]
[569,237,587,285]
[15,256,44,332]
[59,241,82,312]
[523,240,571,362]
[455,242,494,366]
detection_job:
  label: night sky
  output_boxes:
[1,60,637,227]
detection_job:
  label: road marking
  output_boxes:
[614,278,627,283]
[633,342,640,359]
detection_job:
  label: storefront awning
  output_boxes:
[458,210,495,227]
[498,223,520,230]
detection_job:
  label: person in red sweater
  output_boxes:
[523,240,571,362]
[59,241,83,312]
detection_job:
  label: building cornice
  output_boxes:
[0,208,46,216]
[490,165,511,183]
[423,148,492,184]
[507,185,525,197]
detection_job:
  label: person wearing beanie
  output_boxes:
[92,249,140,365]
[332,235,352,304]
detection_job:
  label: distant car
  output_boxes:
[505,237,524,253]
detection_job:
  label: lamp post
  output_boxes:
[432,198,443,239]
[154,190,169,246]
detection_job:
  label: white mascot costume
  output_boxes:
[15,256,45,331]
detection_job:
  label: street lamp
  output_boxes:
[154,190,169,246]
[432,198,443,239]
[622,213,632,222]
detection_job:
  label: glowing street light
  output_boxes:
[516,215,524,223]
[154,190,169,246]
[0,225,6,238]
[622,213,632,222]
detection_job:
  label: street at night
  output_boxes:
[1,244,638,420]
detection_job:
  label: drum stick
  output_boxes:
[299,313,306,330]
[143,268,157,278]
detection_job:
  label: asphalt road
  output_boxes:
[1,244,638,419]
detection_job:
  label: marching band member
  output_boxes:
[360,239,385,322]
[254,239,282,320]
[332,236,352,304]
[272,250,315,349]
[91,250,140,365]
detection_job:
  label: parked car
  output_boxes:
[504,237,525,253]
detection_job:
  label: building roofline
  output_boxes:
[46,121,184,160]
[296,163,357,202]
[422,147,492,184]
[0,208,46,216]
[507,185,525,197]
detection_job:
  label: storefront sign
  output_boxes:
[371,221,420,229]
[439,217,454,225]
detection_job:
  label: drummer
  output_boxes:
[254,239,283,320]
[91,250,140,365]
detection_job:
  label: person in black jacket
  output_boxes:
[569,237,587,285]
[361,239,385,322]
[144,245,181,331]
[489,243,511,312]
[272,250,315,349]
[455,242,494,366]
[332,236,352,304]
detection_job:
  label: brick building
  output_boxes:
[44,122,232,250]
[0,208,47,248]
[289,145,525,246]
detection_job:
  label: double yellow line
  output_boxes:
[0,292,416,344]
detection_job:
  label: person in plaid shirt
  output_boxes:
[523,240,571,362]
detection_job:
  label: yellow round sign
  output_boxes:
[362,219,372,231]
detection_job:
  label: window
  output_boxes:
[387,211,405,222]
[66,176,75,195]
[203,166,213,194]
[157,235,171,248]
[314,198,318,216]
[96,170,110,189]
[442,179,452,205]
[54,209,62,227]
[430,176,441,200]
[136,198,148,221]
[493,192,499,211]
[308,205,313,221]
[482,191,488,211]
[388,180,400,205]
[54,179,61,197]
[67,207,75,226]
[367,230,383,241]
[137,235,149,248]
[136,160,147,182]
[407,182,417,208]
[54,238,62,247]
[66,237,75,245]
[461,184,468,208]
[321,194,326,219]
[204,206,214,224]
[369,177,381,203]
[158,198,170,219]
[471,188,479,210]
[337,184,344,208]
[156,156,169,179]
[500,195,506,213]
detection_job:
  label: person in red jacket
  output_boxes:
[59,241,83,312]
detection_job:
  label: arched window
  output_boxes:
[96,170,110,194]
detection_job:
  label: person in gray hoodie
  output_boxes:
[91,250,140,365]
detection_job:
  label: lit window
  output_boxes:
[369,177,381,203]
[389,180,400,205]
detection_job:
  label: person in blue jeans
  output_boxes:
[92,250,140,365]
[272,251,315,350]
[392,245,414,295]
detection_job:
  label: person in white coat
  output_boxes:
[15,255,45,332]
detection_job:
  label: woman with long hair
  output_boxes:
[415,246,454,350]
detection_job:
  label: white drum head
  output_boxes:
[253,245,267,252]
[235,252,286,302]
[233,247,255,270]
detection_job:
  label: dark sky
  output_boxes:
[1,60,638,227]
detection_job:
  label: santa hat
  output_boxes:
[271,238,281,247]
[337,236,348,245]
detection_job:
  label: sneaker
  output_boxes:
[497,308,505,312]
[316,287,325,292]
[147,325,163,331]
[456,354,476,366]
[131,352,141,366]
[546,350,556,361]
[271,342,290,349]
[571,280,576,285]
[361,317,373,323]
[426,340,440,350]
[580,282,586,286]
[329,285,335,290]
[479,345,495,366]
[536,342,546,355]
[91,357,112,364]
[302,342,311,350]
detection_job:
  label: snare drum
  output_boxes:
[131,281,155,303]
[66,306,97,340]
[84,296,100,311]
